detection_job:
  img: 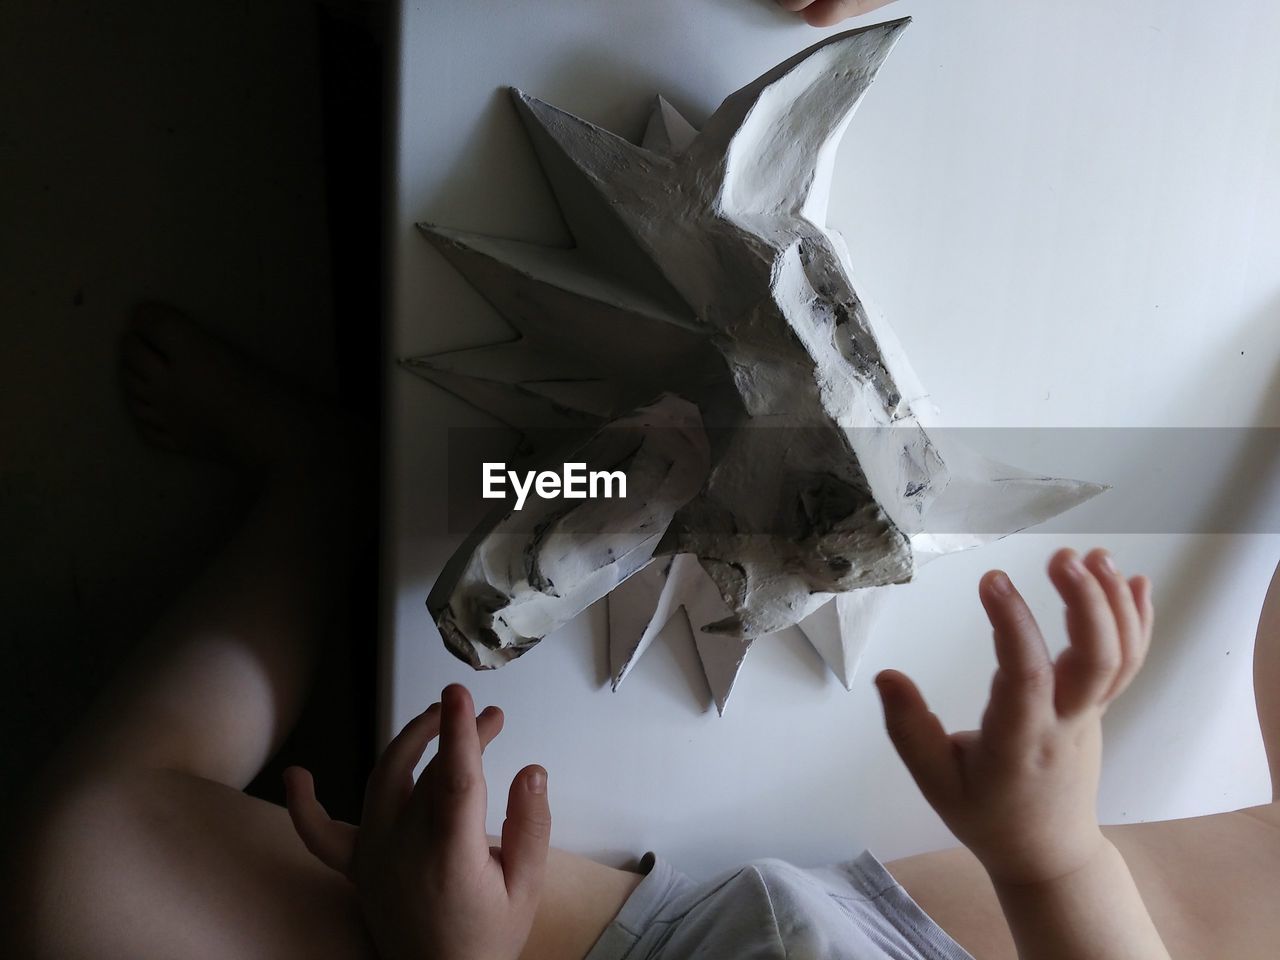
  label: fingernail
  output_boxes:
[527,769,547,794]
[989,571,1013,595]
[1100,552,1118,575]
[1064,555,1086,579]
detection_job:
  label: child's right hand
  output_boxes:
[876,548,1154,886]
[776,0,901,28]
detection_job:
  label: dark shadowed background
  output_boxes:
[1,0,387,823]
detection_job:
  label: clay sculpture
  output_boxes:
[405,18,1104,713]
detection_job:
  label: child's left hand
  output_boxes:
[876,548,1154,886]
[283,684,551,960]
[776,0,901,28]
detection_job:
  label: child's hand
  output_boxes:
[876,548,1154,886]
[777,0,901,28]
[283,684,551,960]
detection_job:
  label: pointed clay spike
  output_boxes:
[657,97,699,151]
[796,598,847,687]
[412,340,584,384]
[608,557,685,688]
[705,18,910,222]
[521,379,625,419]
[507,90,692,310]
[606,551,751,713]
[692,630,753,716]
[416,222,712,414]
[509,90,674,206]
[642,95,699,155]
[641,97,671,153]
[406,342,622,417]
[667,555,749,714]
[607,558,668,688]
[797,589,891,690]
[908,440,1110,562]
[708,18,910,134]
[417,222,699,333]
[398,359,596,430]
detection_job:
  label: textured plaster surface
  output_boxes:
[407,22,1101,710]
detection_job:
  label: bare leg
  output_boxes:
[82,302,389,796]
[1254,556,1280,795]
[7,306,637,960]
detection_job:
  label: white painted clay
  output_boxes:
[407,19,1105,710]
[608,553,746,715]
[428,394,709,669]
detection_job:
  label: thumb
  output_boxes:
[284,766,358,878]
[875,671,959,811]
[500,765,552,900]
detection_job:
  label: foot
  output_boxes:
[119,303,343,473]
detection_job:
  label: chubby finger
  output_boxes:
[501,765,552,901]
[421,684,491,863]
[363,702,441,834]
[791,0,900,27]
[1083,550,1145,703]
[1130,575,1154,642]
[284,767,358,878]
[380,699,500,802]
[408,703,503,805]
[875,670,959,811]
[979,570,1055,739]
[1049,549,1123,716]
[477,704,505,750]
[981,571,1053,680]
[1126,575,1155,690]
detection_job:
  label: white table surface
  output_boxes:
[384,0,1280,875]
